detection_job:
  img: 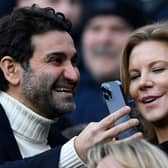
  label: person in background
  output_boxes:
[16,0,82,28]
[0,4,141,168]
[120,21,168,153]
[140,0,168,22]
[16,0,83,46]
[63,0,148,137]
[87,139,168,168]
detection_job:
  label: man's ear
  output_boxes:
[0,56,22,86]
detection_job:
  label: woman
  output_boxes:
[87,139,168,168]
[120,21,168,152]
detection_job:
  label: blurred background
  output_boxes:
[1,0,168,138]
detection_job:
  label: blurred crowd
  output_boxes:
[1,0,168,137]
[1,1,168,168]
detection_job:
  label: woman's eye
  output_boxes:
[152,67,165,73]
[130,74,140,81]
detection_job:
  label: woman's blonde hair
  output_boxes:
[120,21,168,142]
[88,139,168,168]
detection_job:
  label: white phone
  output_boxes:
[101,80,138,139]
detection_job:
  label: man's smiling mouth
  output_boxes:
[55,88,72,92]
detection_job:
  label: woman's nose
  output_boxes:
[138,74,153,90]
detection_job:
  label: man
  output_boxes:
[65,0,148,131]
[16,0,82,29]
[16,0,83,45]
[0,4,141,168]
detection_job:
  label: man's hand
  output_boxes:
[74,106,142,161]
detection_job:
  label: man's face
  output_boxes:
[17,0,82,27]
[21,31,80,119]
[82,15,131,82]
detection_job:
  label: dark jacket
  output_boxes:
[158,141,168,155]
[0,104,67,168]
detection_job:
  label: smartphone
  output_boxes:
[101,80,138,139]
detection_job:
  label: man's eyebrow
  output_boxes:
[45,51,78,61]
[43,52,66,62]
[46,52,67,58]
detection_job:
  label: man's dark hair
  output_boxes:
[0,4,72,91]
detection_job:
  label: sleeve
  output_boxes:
[0,146,62,168]
[59,137,86,168]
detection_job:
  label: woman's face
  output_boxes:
[97,156,126,168]
[128,40,168,124]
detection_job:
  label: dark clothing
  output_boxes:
[158,141,168,154]
[0,104,67,168]
[0,0,15,17]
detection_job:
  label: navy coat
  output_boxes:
[0,104,67,168]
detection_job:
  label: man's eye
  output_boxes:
[90,26,101,32]
[111,26,130,33]
[49,57,63,64]
[54,58,62,63]
[71,58,77,66]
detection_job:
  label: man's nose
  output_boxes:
[63,63,80,82]
[99,30,113,42]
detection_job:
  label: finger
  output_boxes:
[103,118,139,138]
[100,106,131,129]
[117,132,143,143]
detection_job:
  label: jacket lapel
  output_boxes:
[0,104,22,163]
[48,123,68,148]
[0,103,67,162]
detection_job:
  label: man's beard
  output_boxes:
[22,67,75,119]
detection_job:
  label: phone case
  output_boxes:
[101,80,137,139]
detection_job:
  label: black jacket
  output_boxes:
[0,104,67,168]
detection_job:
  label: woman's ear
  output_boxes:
[0,56,22,86]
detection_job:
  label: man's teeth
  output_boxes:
[55,88,71,92]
